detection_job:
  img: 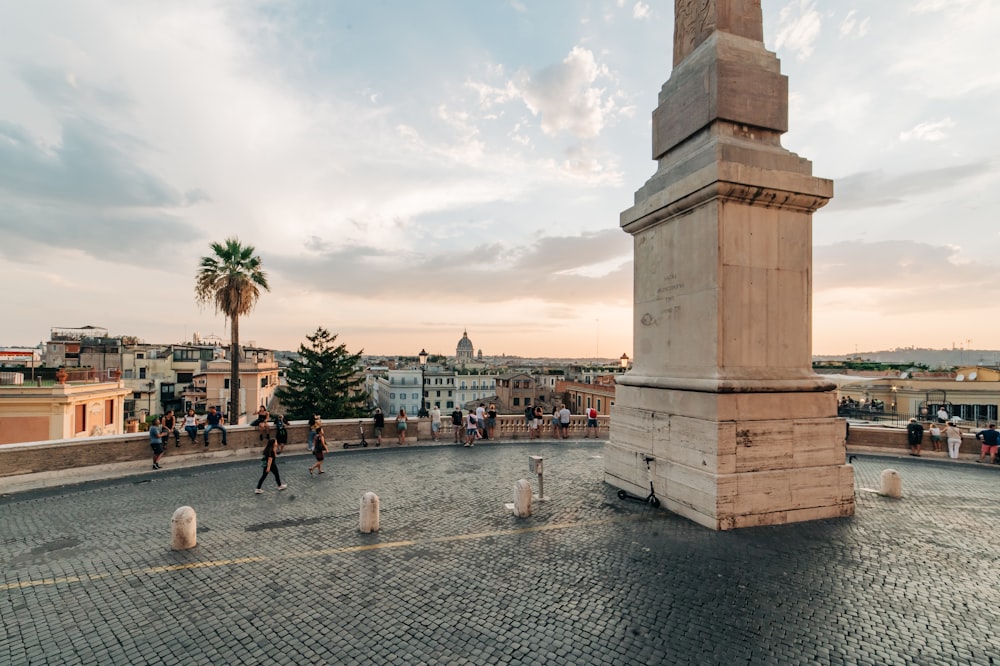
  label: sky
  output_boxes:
[1,0,998,359]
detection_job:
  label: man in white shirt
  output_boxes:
[558,404,571,440]
[430,405,441,441]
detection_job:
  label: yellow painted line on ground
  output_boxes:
[141,556,266,574]
[2,573,109,590]
[3,514,657,591]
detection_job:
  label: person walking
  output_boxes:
[309,428,328,475]
[182,409,199,444]
[430,405,442,441]
[203,406,227,446]
[162,410,180,447]
[396,408,408,446]
[149,416,166,470]
[975,424,999,463]
[372,408,385,446]
[451,406,464,443]
[255,438,287,493]
[906,418,924,456]
[945,421,963,460]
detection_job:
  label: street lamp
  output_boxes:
[418,349,428,417]
[619,353,630,370]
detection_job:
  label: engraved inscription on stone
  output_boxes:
[674,0,715,66]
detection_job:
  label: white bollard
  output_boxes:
[513,479,532,518]
[359,492,380,533]
[880,469,902,499]
[171,506,197,551]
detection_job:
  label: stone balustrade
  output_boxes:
[0,414,610,480]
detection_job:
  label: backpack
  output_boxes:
[274,417,287,436]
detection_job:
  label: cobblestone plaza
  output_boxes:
[2,442,999,664]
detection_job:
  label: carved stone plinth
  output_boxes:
[606,0,854,529]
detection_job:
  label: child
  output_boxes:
[309,429,328,475]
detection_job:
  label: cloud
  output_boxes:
[839,10,870,39]
[775,0,822,60]
[268,228,632,304]
[632,3,651,20]
[518,46,617,138]
[826,161,995,211]
[0,117,186,207]
[0,198,203,264]
[898,117,955,142]
[814,240,1000,315]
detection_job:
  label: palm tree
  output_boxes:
[195,237,270,425]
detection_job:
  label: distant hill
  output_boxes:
[814,348,1000,370]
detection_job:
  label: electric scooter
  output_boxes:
[617,456,661,507]
[343,420,370,449]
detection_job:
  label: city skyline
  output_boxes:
[2,1,998,358]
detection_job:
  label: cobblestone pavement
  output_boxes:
[2,443,999,665]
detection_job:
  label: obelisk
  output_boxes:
[606,0,854,529]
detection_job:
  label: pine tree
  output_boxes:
[276,327,370,420]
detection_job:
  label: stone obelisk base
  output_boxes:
[606,385,854,530]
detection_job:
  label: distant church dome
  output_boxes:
[456,330,474,360]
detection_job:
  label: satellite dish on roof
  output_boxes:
[956,374,964,381]
[969,371,978,380]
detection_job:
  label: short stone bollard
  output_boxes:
[359,491,380,533]
[171,506,197,551]
[880,469,902,498]
[513,479,532,518]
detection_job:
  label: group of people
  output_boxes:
[151,402,609,487]
[906,417,1000,462]
[148,406,229,470]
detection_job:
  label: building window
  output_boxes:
[412,393,419,400]
[176,372,193,383]
[136,353,145,360]
[597,399,602,411]
[139,367,147,379]
[105,399,114,426]
[390,393,395,399]
[513,398,520,406]
[260,377,268,388]
[75,404,86,433]
[447,401,453,408]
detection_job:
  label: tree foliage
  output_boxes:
[194,237,270,424]
[276,327,370,420]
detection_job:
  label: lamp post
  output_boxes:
[418,349,428,417]
[619,353,630,371]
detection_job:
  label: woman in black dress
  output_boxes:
[309,429,328,475]
[255,438,287,494]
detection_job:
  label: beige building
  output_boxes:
[0,369,131,445]
[558,376,617,416]
[181,348,279,422]
[837,365,1000,425]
